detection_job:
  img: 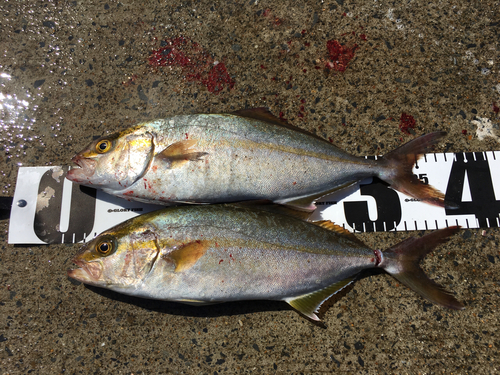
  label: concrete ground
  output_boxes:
[1,0,499,373]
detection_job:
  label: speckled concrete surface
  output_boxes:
[1,1,499,373]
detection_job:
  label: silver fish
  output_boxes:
[66,108,450,211]
[68,204,463,321]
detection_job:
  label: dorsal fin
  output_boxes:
[232,108,329,143]
[285,277,355,321]
[311,220,366,246]
[230,200,312,221]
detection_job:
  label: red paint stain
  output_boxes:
[399,113,416,134]
[149,37,234,94]
[325,40,358,72]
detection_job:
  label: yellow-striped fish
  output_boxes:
[66,109,451,211]
[68,205,463,321]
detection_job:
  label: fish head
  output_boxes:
[66,128,155,190]
[68,222,161,291]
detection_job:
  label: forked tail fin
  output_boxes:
[379,132,456,208]
[380,226,464,310]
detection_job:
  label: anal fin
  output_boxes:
[285,277,355,321]
[275,181,357,212]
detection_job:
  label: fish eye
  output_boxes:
[96,240,113,255]
[96,139,112,153]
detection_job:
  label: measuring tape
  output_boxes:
[8,151,500,244]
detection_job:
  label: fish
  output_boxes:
[66,108,452,211]
[67,204,464,321]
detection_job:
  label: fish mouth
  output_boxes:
[66,155,97,183]
[67,259,103,285]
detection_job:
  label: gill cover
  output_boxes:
[85,131,155,190]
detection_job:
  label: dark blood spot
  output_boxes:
[297,112,304,118]
[301,29,307,36]
[149,37,235,94]
[219,259,223,264]
[325,40,358,72]
[360,34,367,41]
[399,113,416,134]
[462,129,467,135]
[260,65,266,69]
[493,102,499,114]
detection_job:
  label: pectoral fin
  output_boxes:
[157,140,208,169]
[164,240,208,272]
[285,277,355,321]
